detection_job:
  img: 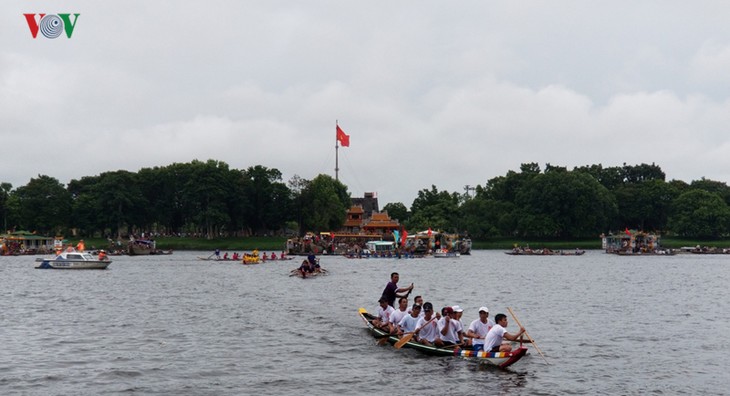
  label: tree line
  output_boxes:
[2,160,729,239]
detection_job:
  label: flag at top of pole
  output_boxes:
[336,124,350,147]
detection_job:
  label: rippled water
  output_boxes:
[1,250,728,395]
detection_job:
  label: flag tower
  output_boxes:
[335,121,350,181]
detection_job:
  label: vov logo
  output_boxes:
[24,13,80,39]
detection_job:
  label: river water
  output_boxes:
[1,250,728,395]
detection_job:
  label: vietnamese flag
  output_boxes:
[400,229,408,247]
[336,125,350,147]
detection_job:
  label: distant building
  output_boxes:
[351,192,379,219]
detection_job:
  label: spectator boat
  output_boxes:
[35,250,111,269]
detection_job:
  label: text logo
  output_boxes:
[24,13,80,39]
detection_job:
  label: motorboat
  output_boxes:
[35,250,111,269]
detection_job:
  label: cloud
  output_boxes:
[5,1,730,206]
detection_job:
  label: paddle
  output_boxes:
[394,317,436,349]
[377,333,393,345]
[507,307,549,364]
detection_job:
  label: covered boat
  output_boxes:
[358,308,527,369]
[35,250,111,270]
[128,239,155,255]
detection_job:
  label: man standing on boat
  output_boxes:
[381,272,414,307]
[483,313,525,352]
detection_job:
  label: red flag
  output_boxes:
[336,125,350,147]
[400,229,408,247]
[624,227,631,236]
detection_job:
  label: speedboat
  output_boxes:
[35,250,111,269]
[433,249,460,258]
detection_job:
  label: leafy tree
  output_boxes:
[382,202,409,223]
[241,165,291,234]
[12,175,72,235]
[573,164,624,191]
[0,182,11,232]
[181,160,233,238]
[299,174,350,232]
[613,180,678,232]
[459,197,515,238]
[621,162,665,183]
[514,171,617,238]
[407,185,460,231]
[669,190,730,238]
[689,178,730,206]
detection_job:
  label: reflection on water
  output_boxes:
[1,250,729,395]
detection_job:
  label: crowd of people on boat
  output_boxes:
[373,272,525,352]
[213,248,288,262]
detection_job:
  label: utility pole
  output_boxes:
[464,185,476,198]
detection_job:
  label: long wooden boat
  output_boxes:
[358,308,527,369]
[506,248,585,256]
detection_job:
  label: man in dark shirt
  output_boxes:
[381,272,414,307]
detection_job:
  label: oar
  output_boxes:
[377,333,393,345]
[507,307,549,364]
[394,317,435,349]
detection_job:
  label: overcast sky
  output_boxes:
[4,1,730,206]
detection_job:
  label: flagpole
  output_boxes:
[335,120,339,182]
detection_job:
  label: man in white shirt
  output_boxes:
[397,303,422,335]
[466,306,495,351]
[388,297,410,334]
[437,306,461,346]
[373,297,395,331]
[415,302,443,347]
[483,313,525,352]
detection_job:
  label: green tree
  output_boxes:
[689,178,730,206]
[299,174,350,232]
[406,186,460,231]
[12,175,72,235]
[0,182,12,232]
[241,165,290,234]
[382,202,409,223]
[514,171,617,238]
[669,190,730,238]
[613,180,678,232]
[181,160,233,238]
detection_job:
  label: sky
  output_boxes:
[4,1,730,207]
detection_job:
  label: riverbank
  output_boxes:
[67,236,730,252]
[74,236,288,252]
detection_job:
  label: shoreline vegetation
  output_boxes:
[66,236,730,252]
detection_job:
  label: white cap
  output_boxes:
[452,305,463,313]
[479,306,489,313]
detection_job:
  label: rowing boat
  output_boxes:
[358,308,528,369]
[289,268,328,278]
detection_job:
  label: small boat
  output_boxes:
[289,268,328,278]
[506,248,585,256]
[358,308,527,369]
[433,249,460,258]
[35,250,111,270]
[128,239,156,255]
